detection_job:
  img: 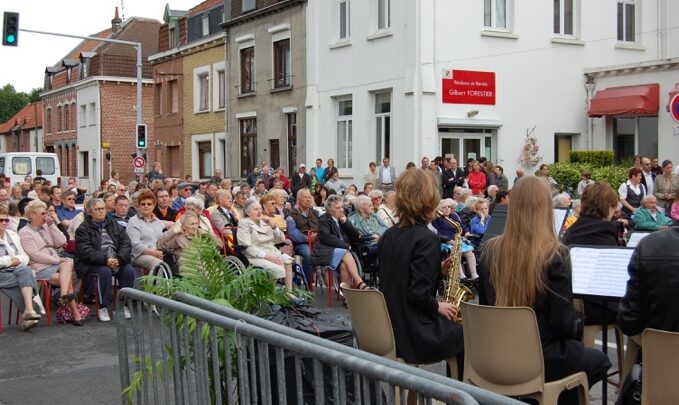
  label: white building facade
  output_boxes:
[306,0,679,186]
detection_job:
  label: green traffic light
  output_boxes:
[6,34,15,43]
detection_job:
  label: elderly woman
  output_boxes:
[126,190,173,272]
[237,199,294,290]
[157,212,205,271]
[75,198,135,322]
[634,195,673,231]
[260,193,288,231]
[0,206,42,331]
[368,189,383,212]
[348,195,388,246]
[376,191,398,226]
[312,194,368,292]
[653,159,679,214]
[552,192,572,208]
[19,200,82,326]
[431,199,479,282]
[178,197,223,248]
[270,188,291,217]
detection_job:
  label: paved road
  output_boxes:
[0,289,619,404]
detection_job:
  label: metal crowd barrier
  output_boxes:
[116,288,519,405]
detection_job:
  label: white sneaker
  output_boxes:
[123,306,132,319]
[33,295,46,316]
[98,307,111,322]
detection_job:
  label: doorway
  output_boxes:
[439,128,495,165]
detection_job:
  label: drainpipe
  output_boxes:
[584,75,596,150]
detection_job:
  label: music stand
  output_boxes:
[479,204,507,247]
[553,207,569,237]
[570,245,634,403]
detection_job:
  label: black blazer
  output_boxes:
[378,223,463,364]
[311,213,361,266]
[442,168,465,198]
[479,245,590,382]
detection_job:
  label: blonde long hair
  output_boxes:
[481,176,562,307]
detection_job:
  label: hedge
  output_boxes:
[569,150,614,167]
[547,162,628,195]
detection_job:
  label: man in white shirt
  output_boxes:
[640,157,655,194]
[377,157,397,192]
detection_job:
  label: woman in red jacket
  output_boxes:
[467,162,487,196]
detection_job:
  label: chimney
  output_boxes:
[111,7,123,33]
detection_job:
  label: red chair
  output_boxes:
[37,280,54,326]
[307,231,341,306]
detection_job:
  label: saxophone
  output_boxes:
[436,210,475,323]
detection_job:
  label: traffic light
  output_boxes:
[136,124,147,148]
[2,12,19,47]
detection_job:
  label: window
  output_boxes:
[36,157,56,175]
[57,106,62,132]
[240,118,257,177]
[337,98,353,169]
[243,0,256,13]
[89,102,96,125]
[198,141,212,178]
[169,27,177,48]
[64,104,70,131]
[199,74,209,111]
[169,80,179,113]
[374,92,391,162]
[154,84,162,115]
[273,39,291,88]
[217,70,225,109]
[240,47,255,94]
[484,0,508,30]
[201,14,210,37]
[269,139,280,171]
[80,151,89,177]
[80,104,87,127]
[46,108,51,134]
[339,0,351,39]
[617,0,636,42]
[287,112,297,176]
[11,157,31,175]
[378,0,390,30]
[553,0,574,36]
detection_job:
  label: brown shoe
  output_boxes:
[21,319,38,331]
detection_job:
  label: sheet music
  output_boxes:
[626,232,651,248]
[570,247,634,298]
[553,208,568,236]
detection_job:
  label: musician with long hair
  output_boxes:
[478,177,610,405]
[378,169,463,367]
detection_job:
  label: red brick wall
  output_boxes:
[99,82,155,183]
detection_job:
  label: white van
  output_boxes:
[0,152,61,186]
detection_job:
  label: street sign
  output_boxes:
[133,156,146,169]
[134,167,144,174]
[670,93,679,123]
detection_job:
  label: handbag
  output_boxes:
[56,302,90,323]
[616,363,642,405]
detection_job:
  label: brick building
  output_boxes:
[41,9,160,191]
[148,4,189,179]
[0,101,43,153]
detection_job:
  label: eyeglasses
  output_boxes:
[0,218,10,223]
[65,197,75,201]
[139,202,154,207]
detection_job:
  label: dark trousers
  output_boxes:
[86,264,135,308]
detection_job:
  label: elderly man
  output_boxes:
[634,195,673,231]
[552,192,571,208]
[210,168,223,184]
[0,188,9,205]
[172,182,194,211]
[147,162,165,182]
[108,195,131,227]
[286,188,319,282]
[56,190,82,229]
[291,164,311,200]
[442,158,465,199]
[211,189,239,236]
[514,167,525,184]
[486,185,499,205]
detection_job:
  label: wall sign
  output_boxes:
[442,69,496,105]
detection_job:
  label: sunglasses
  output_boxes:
[0,218,10,223]
[139,202,154,207]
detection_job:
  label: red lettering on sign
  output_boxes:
[442,70,496,105]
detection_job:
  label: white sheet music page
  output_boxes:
[554,209,568,236]
[570,247,634,298]
[626,232,651,248]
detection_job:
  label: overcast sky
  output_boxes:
[1,0,200,93]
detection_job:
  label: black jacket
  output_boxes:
[378,223,463,363]
[290,173,311,200]
[479,245,590,382]
[153,205,178,222]
[311,213,361,266]
[74,215,132,279]
[442,168,465,198]
[618,227,679,336]
[562,216,620,246]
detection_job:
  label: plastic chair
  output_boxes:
[341,283,458,379]
[641,328,679,405]
[37,280,54,326]
[460,302,590,404]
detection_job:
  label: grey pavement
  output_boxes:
[0,289,620,404]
